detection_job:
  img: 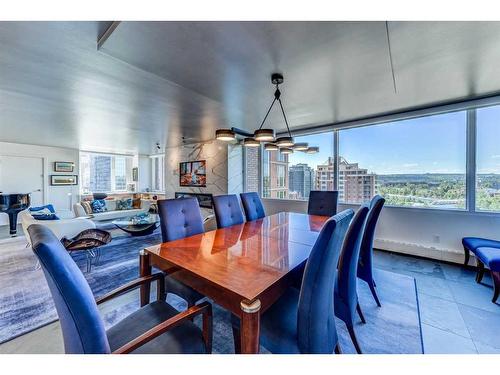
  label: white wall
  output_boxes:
[0,141,79,222]
[262,198,500,264]
[227,144,244,195]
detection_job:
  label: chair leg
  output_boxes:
[369,281,382,307]
[476,261,485,283]
[491,271,500,303]
[334,343,342,354]
[232,326,241,354]
[463,246,470,267]
[346,324,363,354]
[356,302,366,324]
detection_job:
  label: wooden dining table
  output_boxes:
[140,211,330,354]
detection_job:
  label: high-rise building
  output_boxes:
[263,150,289,199]
[289,163,314,199]
[89,155,112,192]
[315,157,376,203]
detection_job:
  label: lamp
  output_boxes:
[264,143,279,151]
[254,129,275,142]
[243,138,260,147]
[215,129,236,141]
[214,73,319,154]
[293,142,309,151]
[306,146,319,154]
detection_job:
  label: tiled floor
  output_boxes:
[375,250,500,354]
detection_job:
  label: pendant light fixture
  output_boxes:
[215,128,236,141]
[292,142,309,151]
[214,73,318,154]
[264,143,279,151]
[306,146,319,154]
[280,147,294,155]
[242,137,260,147]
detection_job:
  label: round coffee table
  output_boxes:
[112,214,160,236]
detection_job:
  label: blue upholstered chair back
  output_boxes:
[336,205,370,313]
[213,194,245,229]
[240,192,266,221]
[297,209,354,353]
[307,190,339,217]
[358,195,385,281]
[158,197,205,242]
[28,224,110,354]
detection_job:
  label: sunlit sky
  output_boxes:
[289,107,500,175]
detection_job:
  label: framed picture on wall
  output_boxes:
[54,161,74,172]
[50,175,78,186]
[179,160,206,187]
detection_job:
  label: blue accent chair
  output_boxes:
[231,209,354,354]
[335,204,370,354]
[357,195,385,307]
[213,194,245,229]
[158,198,205,307]
[28,224,212,354]
[240,192,266,221]
[462,237,500,303]
[307,190,339,217]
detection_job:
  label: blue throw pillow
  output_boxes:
[116,198,132,211]
[32,213,60,220]
[29,204,55,214]
[91,199,107,213]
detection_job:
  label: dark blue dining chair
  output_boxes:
[213,194,245,229]
[158,198,205,307]
[357,195,385,307]
[28,224,212,354]
[231,209,354,354]
[335,204,370,354]
[240,192,266,221]
[307,190,339,217]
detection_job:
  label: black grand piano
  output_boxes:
[0,193,31,236]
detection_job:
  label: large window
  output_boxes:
[476,106,500,212]
[287,133,334,200]
[339,111,467,208]
[244,99,500,213]
[262,150,289,198]
[80,152,134,194]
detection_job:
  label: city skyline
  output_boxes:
[289,110,500,175]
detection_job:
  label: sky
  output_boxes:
[289,107,500,175]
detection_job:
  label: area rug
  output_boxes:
[0,234,423,353]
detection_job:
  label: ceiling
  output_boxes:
[1,21,500,154]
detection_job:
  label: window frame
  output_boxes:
[243,94,500,215]
[80,151,135,194]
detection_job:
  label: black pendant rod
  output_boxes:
[257,97,277,130]
[278,98,292,137]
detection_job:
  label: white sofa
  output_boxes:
[73,199,151,222]
[20,210,96,246]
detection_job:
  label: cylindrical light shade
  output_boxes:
[292,142,309,151]
[280,147,294,154]
[264,143,279,151]
[306,146,319,154]
[215,129,236,141]
[254,129,275,142]
[276,136,294,147]
[243,138,260,147]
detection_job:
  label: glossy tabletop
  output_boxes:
[144,212,329,301]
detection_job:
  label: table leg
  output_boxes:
[240,299,261,354]
[139,250,152,306]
